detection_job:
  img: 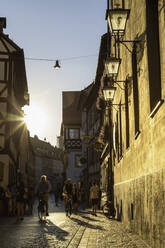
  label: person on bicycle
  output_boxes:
[37,175,51,216]
[62,178,73,216]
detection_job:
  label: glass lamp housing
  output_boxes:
[103,85,116,102]
[105,57,121,77]
[107,9,130,36]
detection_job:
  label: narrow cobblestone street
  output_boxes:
[0,195,151,248]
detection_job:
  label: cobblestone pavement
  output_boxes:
[0,195,151,248]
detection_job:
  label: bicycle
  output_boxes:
[101,194,116,219]
[37,193,47,222]
[64,194,72,217]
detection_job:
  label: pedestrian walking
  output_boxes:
[23,187,28,214]
[10,183,17,216]
[5,185,12,216]
[89,182,99,216]
[16,181,25,222]
[72,183,79,213]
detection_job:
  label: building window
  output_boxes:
[75,154,82,167]
[146,0,162,115]
[132,44,140,137]
[113,122,117,155]
[119,103,122,158]
[116,112,120,161]
[125,82,130,149]
[68,128,80,139]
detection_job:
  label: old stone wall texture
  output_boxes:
[114,167,165,248]
[112,1,165,247]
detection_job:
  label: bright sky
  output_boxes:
[1,0,107,146]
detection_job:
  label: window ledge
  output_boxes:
[135,130,141,140]
[148,99,164,118]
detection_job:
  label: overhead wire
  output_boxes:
[25,53,98,62]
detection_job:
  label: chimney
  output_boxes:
[0,17,6,33]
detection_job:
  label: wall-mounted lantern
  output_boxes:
[107,8,130,36]
[105,56,121,78]
[103,84,116,102]
[106,0,130,36]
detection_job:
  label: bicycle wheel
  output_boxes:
[65,199,72,217]
[68,200,72,216]
[38,204,44,221]
[65,200,69,216]
[102,203,109,216]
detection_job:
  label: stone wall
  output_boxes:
[115,166,165,248]
[112,1,165,247]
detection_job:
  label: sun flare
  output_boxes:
[23,105,48,137]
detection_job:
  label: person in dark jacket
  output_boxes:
[62,178,73,215]
[37,175,51,216]
[63,178,73,197]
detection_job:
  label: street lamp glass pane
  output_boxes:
[106,60,120,76]
[108,10,130,35]
[103,87,116,101]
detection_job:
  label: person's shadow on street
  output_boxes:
[70,216,105,230]
[38,219,69,241]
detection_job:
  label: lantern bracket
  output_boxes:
[106,101,126,112]
[116,39,141,54]
[108,76,131,90]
